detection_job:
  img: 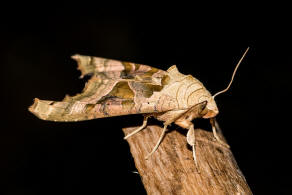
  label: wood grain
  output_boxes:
[123,125,252,195]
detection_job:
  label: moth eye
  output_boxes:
[200,108,208,115]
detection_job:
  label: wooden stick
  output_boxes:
[123,125,252,195]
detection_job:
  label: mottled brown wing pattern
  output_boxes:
[72,54,162,83]
[29,55,179,122]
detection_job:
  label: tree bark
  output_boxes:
[123,125,252,195]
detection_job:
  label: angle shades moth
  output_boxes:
[29,48,249,166]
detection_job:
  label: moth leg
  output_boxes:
[186,124,199,168]
[145,123,168,159]
[124,116,150,139]
[210,118,230,148]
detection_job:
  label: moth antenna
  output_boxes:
[213,47,250,99]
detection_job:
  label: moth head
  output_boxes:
[199,96,219,118]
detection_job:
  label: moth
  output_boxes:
[29,48,249,166]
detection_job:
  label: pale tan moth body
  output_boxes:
[29,48,249,166]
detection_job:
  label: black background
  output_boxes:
[1,2,291,194]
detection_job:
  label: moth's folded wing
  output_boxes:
[28,90,178,122]
[28,97,140,122]
[29,69,177,122]
[28,75,128,121]
[71,54,166,86]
